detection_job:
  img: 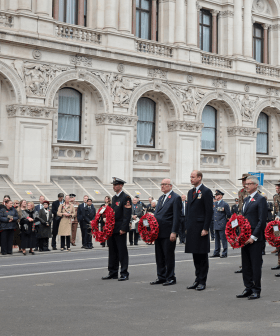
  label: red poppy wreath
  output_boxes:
[91,206,115,243]
[138,213,159,244]
[225,213,252,249]
[265,221,280,248]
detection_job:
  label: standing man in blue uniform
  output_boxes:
[102,177,132,281]
[210,190,231,258]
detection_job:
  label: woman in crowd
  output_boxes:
[38,200,52,252]
[99,196,111,247]
[20,202,38,255]
[12,200,21,251]
[0,199,19,255]
[147,200,157,214]
[57,195,75,251]
[146,197,154,213]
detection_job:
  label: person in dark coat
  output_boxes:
[0,195,11,248]
[83,198,96,249]
[77,195,89,248]
[209,198,216,241]
[150,178,182,286]
[99,196,112,247]
[51,193,64,250]
[102,177,132,281]
[236,176,267,300]
[20,202,39,255]
[0,200,19,255]
[12,200,21,250]
[178,195,187,244]
[185,170,213,291]
[38,201,52,252]
[146,197,154,213]
[129,198,143,246]
[231,198,240,215]
[210,190,231,258]
[147,200,157,214]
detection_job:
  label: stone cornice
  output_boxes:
[6,105,56,119]
[227,126,259,137]
[95,114,138,126]
[167,121,204,132]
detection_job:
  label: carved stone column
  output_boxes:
[36,0,49,16]
[53,0,59,20]
[78,0,85,26]
[104,0,118,30]
[119,0,131,33]
[18,0,32,12]
[233,0,242,56]
[211,10,219,53]
[263,24,269,64]
[243,0,253,58]
[174,0,186,44]
[187,0,198,47]
[151,0,157,41]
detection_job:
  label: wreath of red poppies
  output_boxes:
[138,213,159,244]
[225,213,252,249]
[265,221,280,247]
[91,206,115,243]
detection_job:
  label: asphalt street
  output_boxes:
[0,241,280,336]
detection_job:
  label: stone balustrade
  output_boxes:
[55,23,102,44]
[256,64,280,78]
[256,155,277,168]
[200,152,226,166]
[133,148,165,164]
[201,52,233,69]
[0,11,14,27]
[52,144,92,161]
[135,38,173,58]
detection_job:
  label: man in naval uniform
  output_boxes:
[102,177,132,281]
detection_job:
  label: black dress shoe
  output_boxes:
[196,284,206,291]
[248,293,260,300]
[236,289,252,298]
[84,247,90,249]
[134,243,138,246]
[162,280,176,286]
[210,254,220,258]
[118,275,129,281]
[150,279,165,285]
[130,243,133,246]
[1,253,7,255]
[52,247,57,250]
[271,265,280,270]
[235,268,243,274]
[102,274,118,280]
[187,282,199,289]
[220,255,227,258]
[275,273,280,277]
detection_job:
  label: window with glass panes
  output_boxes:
[253,23,264,63]
[257,112,268,154]
[199,10,212,52]
[136,0,152,40]
[137,98,156,147]
[201,106,217,151]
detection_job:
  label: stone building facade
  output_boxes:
[0,0,280,191]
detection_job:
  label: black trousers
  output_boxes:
[51,218,60,248]
[108,233,129,277]
[210,221,215,240]
[38,238,49,251]
[241,240,263,293]
[80,221,87,247]
[155,237,176,282]
[129,230,139,245]
[213,229,228,256]
[85,226,93,248]
[61,236,70,249]
[1,229,14,254]
[178,216,186,243]
[193,253,209,285]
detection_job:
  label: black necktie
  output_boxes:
[160,195,166,208]
[192,188,196,199]
[244,196,251,211]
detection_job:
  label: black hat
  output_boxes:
[135,195,140,198]
[43,200,50,205]
[58,193,64,198]
[235,198,238,202]
[238,173,252,181]
[215,190,224,196]
[69,194,76,197]
[111,177,126,185]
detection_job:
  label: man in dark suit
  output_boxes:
[231,198,239,215]
[102,177,132,281]
[51,193,64,250]
[210,190,231,258]
[77,195,89,248]
[83,198,96,249]
[150,178,181,286]
[129,197,143,246]
[185,170,213,291]
[34,195,45,251]
[236,176,267,300]
[178,195,187,244]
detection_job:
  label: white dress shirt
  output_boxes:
[195,184,202,192]
[116,190,123,197]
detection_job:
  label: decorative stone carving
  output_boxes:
[167,121,204,132]
[32,50,42,60]
[23,62,70,97]
[6,105,56,119]
[212,79,227,89]
[169,84,196,115]
[0,12,14,27]
[253,0,271,15]
[92,72,140,106]
[219,11,234,18]
[266,88,279,96]
[70,56,92,67]
[244,84,250,92]
[227,127,259,137]
[195,88,206,105]
[187,75,193,83]
[6,105,17,117]
[148,69,167,79]
[117,63,125,73]
[95,114,138,126]
[232,94,259,121]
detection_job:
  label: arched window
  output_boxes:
[199,9,212,52]
[257,112,268,154]
[253,23,264,63]
[137,98,156,147]
[201,105,216,151]
[58,88,82,143]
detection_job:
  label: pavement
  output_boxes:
[0,236,280,336]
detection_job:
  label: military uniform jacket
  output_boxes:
[238,188,248,212]
[112,191,132,233]
[273,193,280,217]
[231,204,239,215]
[213,200,231,231]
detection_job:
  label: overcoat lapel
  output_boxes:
[191,185,203,204]
[157,191,173,213]
[244,193,259,215]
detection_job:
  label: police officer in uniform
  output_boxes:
[102,177,132,281]
[231,198,239,215]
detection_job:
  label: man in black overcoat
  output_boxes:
[185,170,213,291]
[150,178,181,286]
[102,177,132,281]
[51,193,64,250]
[77,195,89,248]
[236,176,267,300]
[83,198,96,249]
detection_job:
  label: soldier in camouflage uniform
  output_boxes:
[272,181,280,275]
